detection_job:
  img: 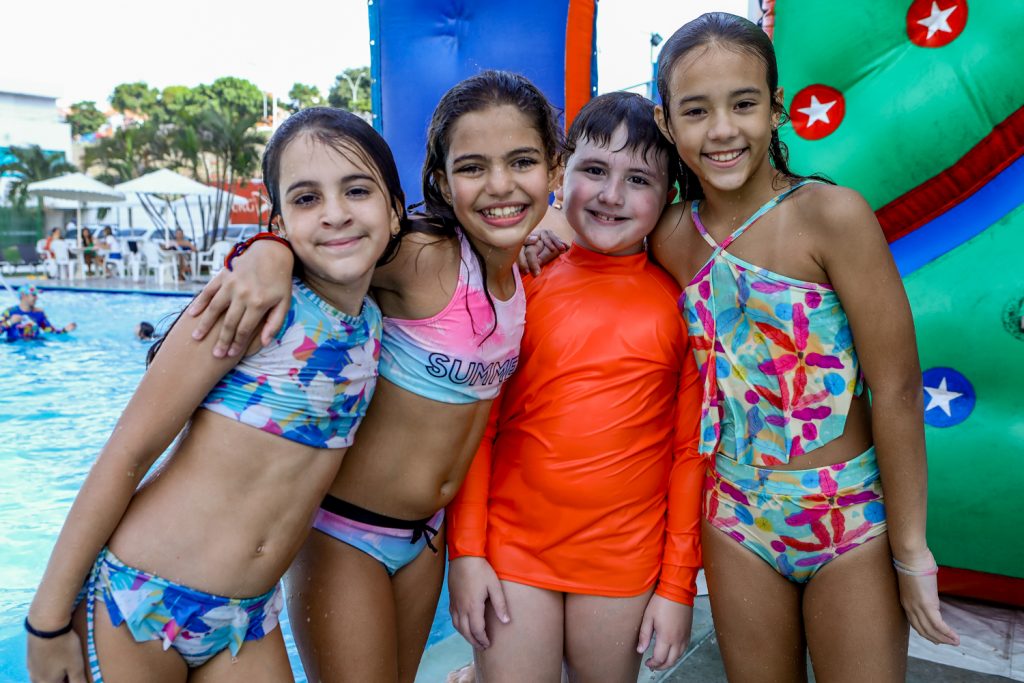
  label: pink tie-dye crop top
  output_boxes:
[378,228,525,404]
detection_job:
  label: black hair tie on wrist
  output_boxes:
[24,616,74,639]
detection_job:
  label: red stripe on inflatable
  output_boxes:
[938,566,1024,608]
[564,0,596,129]
[877,106,1024,243]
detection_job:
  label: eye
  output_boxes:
[682,107,706,118]
[626,175,650,186]
[346,186,373,199]
[454,163,483,175]
[582,166,606,177]
[292,192,318,206]
[736,100,758,111]
[512,157,539,170]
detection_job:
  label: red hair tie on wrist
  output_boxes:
[224,232,292,271]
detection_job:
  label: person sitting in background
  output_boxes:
[42,227,63,258]
[163,228,195,280]
[80,227,101,276]
[99,226,122,277]
[0,285,76,341]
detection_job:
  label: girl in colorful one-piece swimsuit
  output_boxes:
[649,12,960,683]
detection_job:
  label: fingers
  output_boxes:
[261,300,290,347]
[909,606,959,646]
[636,613,654,654]
[525,247,542,276]
[488,582,510,625]
[211,299,246,358]
[647,642,682,672]
[537,230,568,254]
[187,272,222,320]
[192,288,232,348]
[468,600,491,650]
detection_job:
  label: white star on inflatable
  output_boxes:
[917,2,957,40]
[924,377,962,417]
[797,95,836,127]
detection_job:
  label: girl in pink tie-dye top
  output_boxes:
[187,71,558,680]
[648,11,959,683]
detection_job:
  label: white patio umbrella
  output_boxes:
[115,169,242,243]
[26,173,125,246]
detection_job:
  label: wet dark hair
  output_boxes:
[416,70,561,340]
[262,106,410,266]
[137,321,155,340]
[148,107,408,366]
[655,12,832,200]
[563,91,680,190]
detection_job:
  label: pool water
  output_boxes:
[0,289,454,682]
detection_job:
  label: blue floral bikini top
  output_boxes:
[201,278,383,448]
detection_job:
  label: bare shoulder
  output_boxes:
[650,201,694,271]
[372,224,458,292]
[792,183,877,237]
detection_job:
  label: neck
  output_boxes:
[463,233,520,300]
[700,167,790,231]
[303,272,372,318]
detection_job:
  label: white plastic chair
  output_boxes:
[104,239,127,278]
[141,241,178,286]
[196,241,234,278]
[51,239,79,280]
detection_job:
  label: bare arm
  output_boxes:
[27,313,251,679]
[815,186,957,645]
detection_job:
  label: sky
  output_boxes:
[3,0,747,108]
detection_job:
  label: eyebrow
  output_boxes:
[451,146,542,165]
[676,87,763,107]
[285,174,376,194]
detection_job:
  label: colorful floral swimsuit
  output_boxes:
[681,181,886,583]
[84,279,382,679]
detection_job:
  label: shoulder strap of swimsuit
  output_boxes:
[719,180,818,250]
[689,200,721,250]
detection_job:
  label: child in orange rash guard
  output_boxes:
[446,92,703,683]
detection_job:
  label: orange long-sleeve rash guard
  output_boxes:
[447,244,704,605]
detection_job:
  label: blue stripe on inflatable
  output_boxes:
[891,155,1024,276]
[372,0,572,203]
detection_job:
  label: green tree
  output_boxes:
[0,145,76,210]
[194,77,266,122]
[66,101,107,137]
[279,82,324,113]
[328,67,372,115]
[83,122,161,185]
[110,82,160,116]
[153,85,204,123]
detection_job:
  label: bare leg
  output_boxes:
[77,599,187,683]
[803,533,908,683]
[285,530,398,683]
[702,520,808,683]
[393,527,448,683]
[563,588,653,683]
[190,626,293,683]
[474,581,564,683]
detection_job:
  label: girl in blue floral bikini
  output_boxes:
[26,108,403,683]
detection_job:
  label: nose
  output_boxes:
[597,176,625,207]
[321,194,352,227]
[484,166,515,197]
[707,111,739,141]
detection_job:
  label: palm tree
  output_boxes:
[0,145,76,210]
[83,123,160,185]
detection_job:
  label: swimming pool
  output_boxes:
[0,288,454,682]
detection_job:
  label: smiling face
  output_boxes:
[277,132,396,310]
[656,42,779,197]
[562,124,671,256]
[436,104,554,254]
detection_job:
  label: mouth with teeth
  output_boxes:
[587,209,627,223]
[703,148,746,165]
[479,204,528,226]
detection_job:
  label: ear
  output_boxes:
[434,171,452,204]
[389,208,401,236]
[772,88,785,129]
[654,105,674,144]
[548,164,564,194]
